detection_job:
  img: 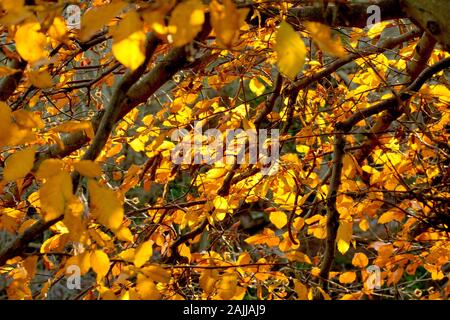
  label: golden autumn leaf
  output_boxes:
[63,196,86,242]
[12,110,44,129]
[36,159,64,179]
[134,241,153,268]
[209,0,248,48]
[3,146,36,182]
[200,269,219,294]
[339,271,357,284]
[79,1,126,42]
[337,220,353,254]
[66,251,91,275]
[73,160,102,178]
[305,214,327,239]
[294,280,308,300]
[90,250,110,279]
[0,0,32,25]
[141,265,170,283]
[118,248,135,262]
[14,21,48,64]
[48,16,67,42]
[112,11,146,71]
[169,0,205,47]
[27,69,53,89]
[141,0,176,35]
[245,228,280,247]
[352,252,369,268]
[304,22,346,58]
[249,78,265,96]
[39,171,73,221]
[87,179,124,231]
[136,274,160,300]
[270,211,288,229]
[40,233,68,253]
[114,225,134,242]
[217,273,238,299]
[275,21,306,80]
[378,209,405,224]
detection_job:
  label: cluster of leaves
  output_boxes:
[0,0,449,300]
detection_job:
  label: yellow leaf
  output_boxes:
[39,171,73,221]
[90,250,110,279]
[118,248,135,262]
[352,252,369,268]
[359,218,369,232]
[136,274,160,299]
[200,269,219,294]
[73,160,102,178]
[51,120,92,134]
[114,225,134,242]
[134,241,153,268]
[66,251,91,275]
[213,195,231,220]
[40,233,68,253]
[14,21,48,63]
[63,196,86,242]
[367,22,390,39]
[337,220,353,254]
[112,11,146,71]
[169,0,204,47]
[12,110,44,129]
[285,251,312,264]
[275,21,306,80]
[36,159,64,179]
[141,0,176,35]
[304,22,346,58]
[209,0,248,48]
[339,271,356,284]
[378,209,405,224]
[305,214,327,239]
[269,211,287,229]
[244,228,280,247]
[48,16,67,42]
[294,281,308,300]
[342,154,357,179]
[3,147,36,182]
[79,1,126,42]
[27,69,53,89]
[249,78,265,96]
[142,265,170,283]
[217,273,238,299]
[178,243,191,261]
[87,179,124,231]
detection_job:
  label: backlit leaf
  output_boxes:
[304,22,346,58]
[352,252,369,268]
[209,0,248,48]
[14,21,48,63]
[79,1,126,42]
[217,273,238,299]
[3,147,36,182]
[134,241,153,268]
[73,160,102,178]
[112,11,146,71]
[339,271,356,284]
[275,21,306,80]
[90,250,110,279]
[270,211,288,229]
[169,0,204,47]
[87,179,124,231]
[337,220,353,254]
